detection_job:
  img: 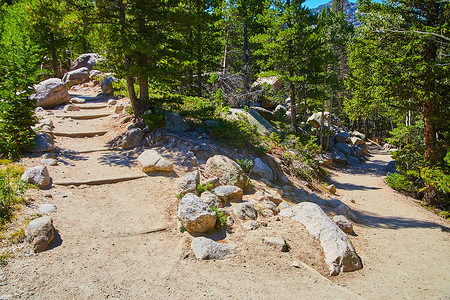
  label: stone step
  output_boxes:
[55,113,112,120]
[53,130,108,137]
[76,103,109,109]
[53,175,146,186]
[74,147,118,154]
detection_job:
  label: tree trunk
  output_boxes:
[51,48,59,78]
[242,2,250,106]
[223,25,230,75]
[196,0,203,97]
[138,76,149,113]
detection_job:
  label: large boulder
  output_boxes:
[350,136,365,146]
[164,111,190,132]
[234,202,257,220]
[191,237,237,260]
[101,76,118,95]
[334,142,351,156]
[62,67,90,87]
[253,107,275,122]
[205,155,247,189]
[200,191,222,208]
[177,193,216,233]
[307,112,343,129]
[31,78,70,109]
[280,202,362,275]
[121,128,143,149]
[31,133,54,153]
[331,150,347,165]
[137,150,173,172]
[212,185,243,202]
[250,158,275,183]
[25,216,54,253]
[228,108,276,136]
[21,166,51,189]
[251,76,282,90]
[335,132,350,143]
[178,171,200,196]
[70,53,102,71]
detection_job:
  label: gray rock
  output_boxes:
[31,133,54,153]
[137,150,173,172]
[200,191,222,208]
[191,237,237,260]
[335,132,350,143]
[334,143,351,156]
[205,155,247,189]
[39,204,57,214]
[41,158,58,166]
[333,215,353,234]
[242,220,260,230]
[177,194,216,233]
[351,130,366,140]
[212,185,243,202]
[70,97,85,104]
[101,76,118,95]
[350,136,365,146]
[263,237,288,252]
[347,155,360,165]
[62,67,90,87]
[107,99,117,105]
[307,112,343,129]
[234,202,257,220]
[331,150,347,165]
[30,78,70,109]
[21,166,51,189]
[115,103,125,113]
[316,154,333,167]
[263,189,283,205]
[164,111,190,132]
[250,158,275,183]
[25,216,54,253]
[70,53,102,71]
[280,202,362,275]
[121,128,143,149]
[178,171,200,196]
[278,202,290,209]
[228,108,276,136]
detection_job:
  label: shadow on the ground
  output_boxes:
[57,149,89,165]
[47,230,63,251]
[355,209,449,231]
[97,151,137,167]
[333,182,381,191]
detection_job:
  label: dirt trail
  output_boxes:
[329,151,450,299]
[0,89,448,299]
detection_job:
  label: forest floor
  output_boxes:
[0,89,449,299]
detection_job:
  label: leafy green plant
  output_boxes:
[0,251,12,267]
[0,162,29,224]
[197,182,212,195]
[236,158,254,173]
[179,224,186,233]
[210,206,227,229]
[142,108,165,131]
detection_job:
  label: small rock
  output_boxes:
[178,171,200,196]
[70,97,85,104]
[31,133,54,153]
[263,237,288,252]
[43,153,57,159]
[262,209,274,217]
[177,193,216,233]
[202,177,220,190]
[101,76,118,95]
[291,261,300,268]
[63,104,81,112]
[20,166,51,189]
[25,216,54,253]
[41,158,58,166]
[278,202,290,210]
[137,150,173,172]
[107,99,117,105]
[121,128,143,149]
[226,216,235,226]
[242,220,260,230]
[39,204,57,214]
[333,215,354,234]
[201,191,222,208]
[191,237,237,260]
[115,103,125,113]
[234,202,257,220]
[212,185,243,202]
[327,184,337,194]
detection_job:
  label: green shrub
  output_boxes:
[197,182,212,194]
[142,108,165,131]
[236,158,254,173]
[0,162,29,224]
[210,206,227,229]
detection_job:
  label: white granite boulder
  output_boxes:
[177,193,216,233]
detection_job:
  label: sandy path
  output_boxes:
[329,150,450,299]
[0,93,361,299]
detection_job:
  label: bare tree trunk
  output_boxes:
[223,25,230,75]
[51,48,59,78]
[243,2,250,106]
